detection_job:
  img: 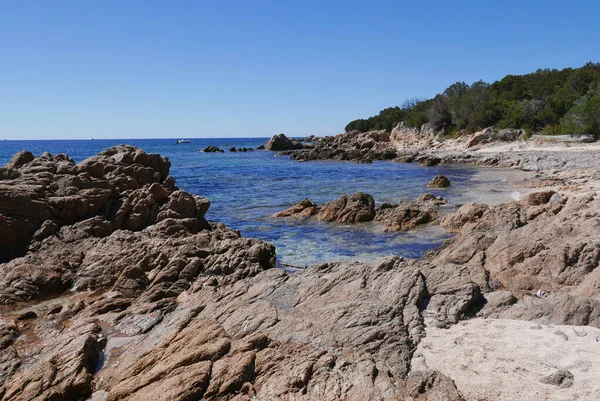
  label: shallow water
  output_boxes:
[0,138,532,266]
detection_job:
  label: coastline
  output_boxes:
[0,136,599,400]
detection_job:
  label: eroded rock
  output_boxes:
[265,134,303,151]
[283,130,396,163]
[375,204,439,232]
[540,369,574,388]
[316,192,376,223]
[426,175,451,189]
[272,198,321,218]
[436,193,600,326]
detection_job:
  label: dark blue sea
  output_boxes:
[0,138,527,266]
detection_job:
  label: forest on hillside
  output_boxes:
[345,62,600,137]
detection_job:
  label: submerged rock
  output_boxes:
[418,193,448,206]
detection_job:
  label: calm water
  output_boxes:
[0,138,529,266]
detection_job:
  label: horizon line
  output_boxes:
[0,136,291,141]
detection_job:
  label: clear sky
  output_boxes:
[1,1,599,139]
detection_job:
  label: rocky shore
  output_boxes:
[274,123,600,171]
[1,140,600,400]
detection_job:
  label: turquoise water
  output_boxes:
[0,138,524,266]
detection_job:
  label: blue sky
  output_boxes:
[1,1,599,139]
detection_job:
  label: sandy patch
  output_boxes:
[474,141,600,154]
[412,318,600,401]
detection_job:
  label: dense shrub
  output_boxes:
[345,62,600,137]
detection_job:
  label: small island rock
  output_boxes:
[427,175,451,188]
[264,134,304,151]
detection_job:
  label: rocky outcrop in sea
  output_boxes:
[264,133,304,151]
[279,130,396,163]
[274,192,443,232]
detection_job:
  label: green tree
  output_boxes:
[344,62,600,138]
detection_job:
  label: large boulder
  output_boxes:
[316,192,376,223]
[390,122,437,151]
[465,127,525,148]
[264,134,304,151]
[426,175,451,188]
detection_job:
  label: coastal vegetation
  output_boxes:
[345,62,600,137]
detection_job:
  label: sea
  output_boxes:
[0,138,530,267]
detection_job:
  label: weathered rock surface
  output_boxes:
[0,145,175,260]
[0,147,468,401]
[282,130,396,163]
[426,175,451,188]
[91,255,471,400]
[274,193,442,232]
[465,127,525,148]
[1,322,106,401]
[316,192,376,223]
[540,369,574,388]
[5,145,597,400]
[440,203,490,232]
[434,190,600,327]
[390,122,438,152]
[375,203,439,232]
[272,198,321,218]
[264,133,303,151]
[273,193,376,223]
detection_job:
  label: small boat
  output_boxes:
[176,139,191,144]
